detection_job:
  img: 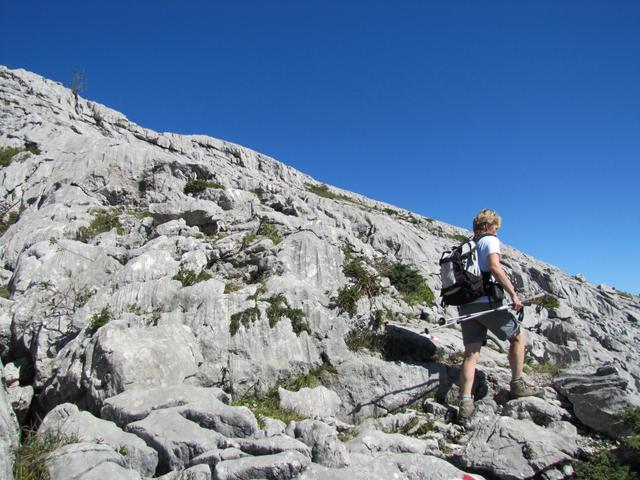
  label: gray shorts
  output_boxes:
[458,301,520,345]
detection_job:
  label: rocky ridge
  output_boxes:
[1,65,639,479]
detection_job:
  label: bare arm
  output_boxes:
[488,253,522,311]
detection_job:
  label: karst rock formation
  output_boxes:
[1,66,639,480]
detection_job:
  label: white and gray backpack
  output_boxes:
[439,236,486,306]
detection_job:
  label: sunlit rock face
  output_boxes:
[1,65,639,479]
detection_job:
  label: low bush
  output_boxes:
[532,294,561,310]
[257,220,282,245]
[265,294,309,335]
[13,429,80,480]
[77,209,124,242]
[173,268,212,287]
[573,450,638,480]
[229,306,260,336]
[378,261,434,306]
[0,146,23,167]
[335,286,362,318]
[184,179,224,194]
[304,182,357,203]
[90,307,112,330]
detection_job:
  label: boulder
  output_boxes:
[125,407,233,473]
[101,385,231,427]
[234,435,312,458]
[458,417,580,479]
[290,419,350,467]
[45,442,142,480]
[0,359,20,480]
[214,450,311,480]
[39,403,158,477]
[278,385,342,418]
[296,453,487,480]
[555,364,640,438]
[502,396,572,427]
[346,429,439,456]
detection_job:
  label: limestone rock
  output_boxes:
[278,385,342,419]
[234,435,312,458]
[346,428,439,456]
[502,396,572,426]
[45,442,142,480]
[39,403,158,477]
[554,365,640,438]
[458,417,579,480]
[296,453,487,480]
[290,419,350,468]
[0,359,19,480]
[125,407,233,473]
[7,383,33,423]
[101,385,231,427]
[214,450,311,480]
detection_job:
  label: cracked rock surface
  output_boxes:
[1,66,640,479]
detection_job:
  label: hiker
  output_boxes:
[458,209,539,422]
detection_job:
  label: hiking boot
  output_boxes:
[510,377,543,398]
[458,398,475,422]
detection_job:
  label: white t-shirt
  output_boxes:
[472,235,501,304]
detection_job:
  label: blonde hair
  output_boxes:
[473,209,502,235]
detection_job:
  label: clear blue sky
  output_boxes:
[2,1,639,294]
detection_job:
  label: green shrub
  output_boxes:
[232,389,304,428]
[379,261,434,306]
[343,257,382,298]
[257,221,282,245]
[621,408,640,450]
[532,294,561,310]
[13,429,80,480]
[90,307,111,330]
[573,450,638,480]
[0,285,10,299]
[184,179,224,194]
[345,324,388,354]
[304,182,357,203]
[534,360,565,377]
[265,294,310,336]
[77,209,124,242]
[0,209,21,236]
[224,283,241,294]
[173,268,212,287]
[0,146,24,167]
[448,234,469,242]
[229,306,260,336]
[335,286,362,317]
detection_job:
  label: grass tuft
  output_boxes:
[173,267,212,287]
[76,209,123,242]
[13,429,80,480]
[184,179,224,194]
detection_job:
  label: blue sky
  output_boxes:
[2,1,639,294]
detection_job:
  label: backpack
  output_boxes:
[439,234,501,306]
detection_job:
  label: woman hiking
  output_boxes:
[458,209,540,423]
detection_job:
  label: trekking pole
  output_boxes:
[424,294,546,335]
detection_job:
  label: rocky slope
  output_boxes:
[1,65,639,479]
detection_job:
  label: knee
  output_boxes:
[509,329,525,344]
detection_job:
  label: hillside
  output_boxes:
[1,66,639,480]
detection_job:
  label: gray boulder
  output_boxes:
[45,442,142,480]
[1,359,20,480]
[101,385,231,427]
[346,428,439,456]
[555,364,640,438]
[278,385,342,419]
[296,453,487,480]
[38,403,158,477]
[234,435,312,458]
[458,417,579,480]
[7,384,33,424]
[290,419,350,468]
[214,450,311,480]
[125,407,233,473]
[502,396,572,426]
